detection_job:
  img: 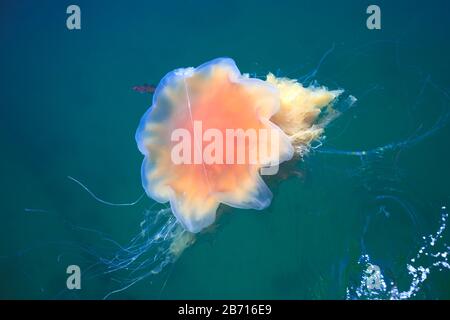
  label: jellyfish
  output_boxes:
[135,57,342,234]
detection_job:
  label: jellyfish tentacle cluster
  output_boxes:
[80,207,193,299]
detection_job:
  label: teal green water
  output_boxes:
[1,0,450,299]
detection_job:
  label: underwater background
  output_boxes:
[1,0,450,299]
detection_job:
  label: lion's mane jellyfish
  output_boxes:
[136,58,340,234]
[136,58,293,234]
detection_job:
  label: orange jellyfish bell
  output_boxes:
[136,58,294,233]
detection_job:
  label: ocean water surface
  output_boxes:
[0,0,449,299]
